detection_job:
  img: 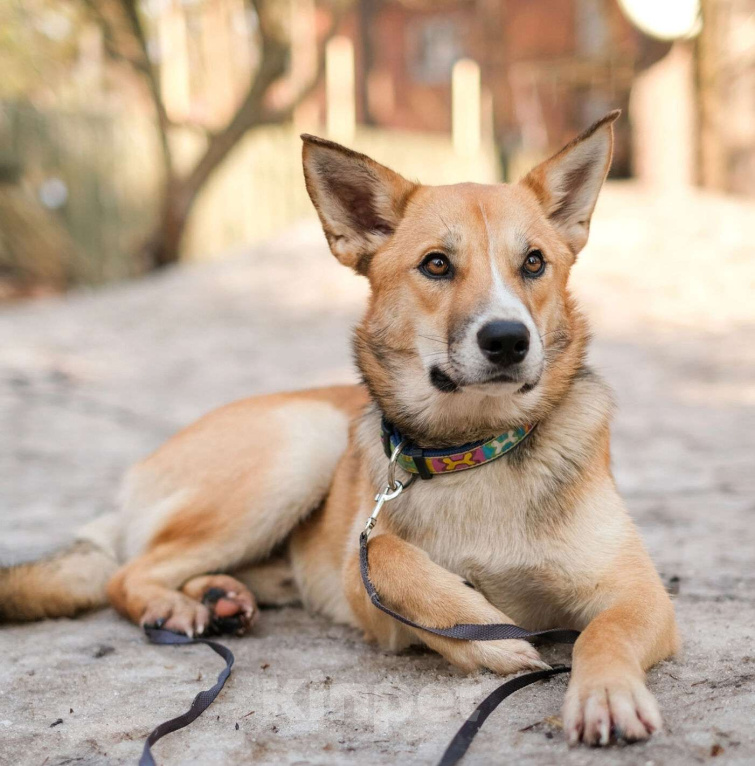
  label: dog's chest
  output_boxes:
[380,460,614,626]
[387,464,543,572]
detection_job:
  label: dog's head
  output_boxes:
[302,112,618,444]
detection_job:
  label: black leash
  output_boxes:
[360,532,579,644]
[138,493,578,766]
[437,666,571,766]
[359,530,580,766]
[138,539,577,766]
[139,627,235,766]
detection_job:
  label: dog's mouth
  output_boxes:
[429,365,539,394]
[429,366,459,393]
[476,371,540,393]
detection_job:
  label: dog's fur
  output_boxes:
[0,113,679,747]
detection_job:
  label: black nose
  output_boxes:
[477,321,530,366]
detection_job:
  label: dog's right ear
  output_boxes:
[301,135,416,273]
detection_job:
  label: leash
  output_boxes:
[140,600,573,766]
[360,439,580,765]
[139,436,577,765]
[436,666,572,765]
[139,627,235,766]
[360,530,577,765]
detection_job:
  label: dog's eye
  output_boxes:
[522,250,545,278]
[419,252,453,279]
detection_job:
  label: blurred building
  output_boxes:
[325,0,657,178]
[1,0,753,293]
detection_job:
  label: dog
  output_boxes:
[0,111,678,747]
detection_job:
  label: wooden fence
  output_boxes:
[0,101,499,284]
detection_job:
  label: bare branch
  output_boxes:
[261,5,344,124]
[166,118,217,141]
[81,0,174,178]
[178,0,293,199]
[135,0,346,267]
[118,0,173,177]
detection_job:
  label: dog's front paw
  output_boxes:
[447,638,550,675]
[562,674,662,746]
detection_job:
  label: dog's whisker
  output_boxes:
[418,334,449,345]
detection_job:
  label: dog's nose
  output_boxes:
[477,321,530,366]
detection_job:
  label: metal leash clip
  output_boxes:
[363,438,415,539]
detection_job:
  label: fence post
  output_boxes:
[326,36,356,143]
[291,0,318,129]
[158,0,191,123]
[452,58,481,158]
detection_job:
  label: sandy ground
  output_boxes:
[1,182,754,766]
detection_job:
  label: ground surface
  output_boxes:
[1,183,754,766]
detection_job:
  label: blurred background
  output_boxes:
[1,0,753,297]
[3,5,755,761]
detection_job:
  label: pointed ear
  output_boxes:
[302,135,417,273]
[521,110,619,255]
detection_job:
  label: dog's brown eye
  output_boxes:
[419,253,452,279]
[522,250,545,278]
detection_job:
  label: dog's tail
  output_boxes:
[0,517,119,623]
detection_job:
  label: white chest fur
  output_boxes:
[356,377,631,628]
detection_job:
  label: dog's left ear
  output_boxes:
[521,110,620,255]
[302,135,416,273]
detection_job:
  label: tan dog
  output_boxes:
[0,111,678,747]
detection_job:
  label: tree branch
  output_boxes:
[82,0,147,73]
[81,0,174,179]
[262,6,343,124]
[118,0,174,179]
[180,1,342,204]
[174,0,290,204]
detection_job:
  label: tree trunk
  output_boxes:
[141,114,256,269]
[141,86,283,269]
[142,179,193,269]
[135,0,338,270]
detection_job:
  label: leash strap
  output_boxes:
[359,532,580,644]
[359,531,579,765]
[139,627,235,766]
[136,531,575,766]
[437,666,571,766]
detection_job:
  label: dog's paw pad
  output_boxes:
[196,581,257,636]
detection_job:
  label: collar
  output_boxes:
[381,418,535,479]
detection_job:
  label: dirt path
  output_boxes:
[1,184,754,765]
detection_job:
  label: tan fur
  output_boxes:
[0,541,116,621]
[1,114,678,747]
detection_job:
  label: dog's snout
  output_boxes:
[477,321,530,366]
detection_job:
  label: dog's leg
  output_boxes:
[105,387,366,636]
[562,547,679,746]
[108,485,326,636]
[233,556,300,607]
[107,536,255,636]
[344,533,549,674]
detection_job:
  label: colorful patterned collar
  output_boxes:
[381,419,535,479]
